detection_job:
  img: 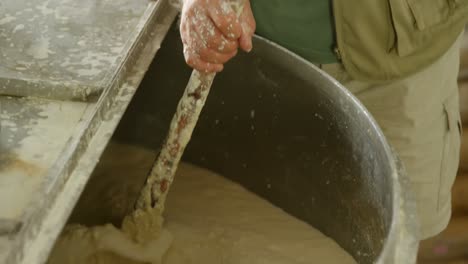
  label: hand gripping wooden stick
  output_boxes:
[136,0,245,212]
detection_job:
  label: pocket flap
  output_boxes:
[444,100,462,135]
[407,0,451,31]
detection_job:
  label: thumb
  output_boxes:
[239,23,254,52]
[238,3,255,52]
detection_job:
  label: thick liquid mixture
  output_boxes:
[47,144,356,264]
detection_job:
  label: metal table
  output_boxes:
[0,1,177,263]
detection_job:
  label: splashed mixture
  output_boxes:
[47,143,356,264]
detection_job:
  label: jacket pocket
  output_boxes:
[407,0,451,31]
[388,0,468,56]
[437,98,462,210]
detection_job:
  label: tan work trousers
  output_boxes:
[321,34,463,240]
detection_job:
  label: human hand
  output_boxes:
[180,0,256,73]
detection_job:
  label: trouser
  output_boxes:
[320,34,463,240]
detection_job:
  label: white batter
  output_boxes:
[47,145,356,264]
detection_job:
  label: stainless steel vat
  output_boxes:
[68,26,419,264]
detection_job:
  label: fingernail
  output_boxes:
[246,41,253,52]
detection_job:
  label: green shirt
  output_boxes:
[250,0,338,64]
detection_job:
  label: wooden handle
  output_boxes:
[136,0,246,211]
[136,70,215,210]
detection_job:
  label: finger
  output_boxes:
[191,57,224,73]
[193,19,238,54]
[239,23,254,52]
[199,48,237,64]
[207,3,242,40]
[190,9,216,46]
[183,22,209,53]
[239,3,256,52]
[184,49,224,73]
[205,26,238,53]
[179,13,194,47]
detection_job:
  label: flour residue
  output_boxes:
[0,15,16,25]
[47,143,356,264]
[26,37,51,59]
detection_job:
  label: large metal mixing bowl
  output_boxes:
[67,26,419,263]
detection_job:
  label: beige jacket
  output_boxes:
[333,0,468,81]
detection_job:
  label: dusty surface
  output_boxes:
[0,0,149,99]
[0,97,90,219]
[48,144,356,264]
